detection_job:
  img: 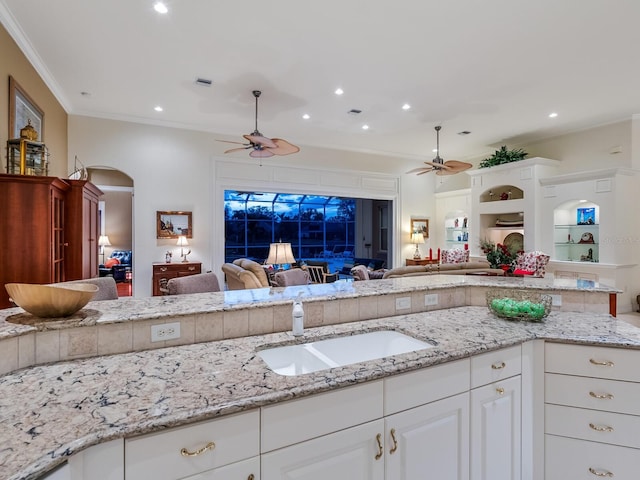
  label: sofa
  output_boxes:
[99,250,132,283]
[221,258,271,290]
[382,261,504,279]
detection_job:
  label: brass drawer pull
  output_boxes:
[589,423,614,432]
[496,387,505,395]
[375,433,383,460]
[248,475,255,480]
[589,391,614,400]
[389,428,398,454]
[180,441,215,457]
[588,467,613,477]
[491,361,506,370]
[590,358,614,367]
[160,267,168,272]
[188,266,196,271]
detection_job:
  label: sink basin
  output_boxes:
[258,330,434,376]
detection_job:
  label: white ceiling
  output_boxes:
[2,0,640,164]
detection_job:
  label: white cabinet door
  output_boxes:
[179,456,260,480]
[470,375,521,480]
[385,392,470,480]
[261,419,384,480]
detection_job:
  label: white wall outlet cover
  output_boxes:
[395,297,411,310]
[550,295,562,306]
[424,294,438,306]
[151,322,181,342]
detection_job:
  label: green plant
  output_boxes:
[480,239,519,270]
[478,146,528,169]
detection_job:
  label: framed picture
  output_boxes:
[410,218,429,239]
[9,76,44,140]
[577,207,596,225]
[157,211,192,239]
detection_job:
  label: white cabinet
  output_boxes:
[385,392,469,480]
[125,410,259,480]
[262,420,384,480]
[544,343,640,479]
[470,346,522,480]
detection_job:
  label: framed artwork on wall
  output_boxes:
[157,211,192,239]
[577,207,596,225]
[410,218,429,239]
[9,76,44,140]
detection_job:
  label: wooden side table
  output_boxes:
[152,262,202,296]
[405,258,440,266]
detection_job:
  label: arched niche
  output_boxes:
[479,185,524,203]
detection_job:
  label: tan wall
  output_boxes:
[1,23,67,177]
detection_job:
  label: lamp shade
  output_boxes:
[98,235,111,247]
[411,232,425,245]
[176,236,189,247]
[266,242,296,265]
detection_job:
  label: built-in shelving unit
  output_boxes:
[444,211,469,248]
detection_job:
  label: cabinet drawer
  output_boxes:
[384,358,469,415]
[546,404,640,449]
[470,344,521,389]
[545,343,640,382]
[545,373,640,415]
[125,410,259,480]
[545,434,640,480]
[180,456,260,480]
[261,380,383,453]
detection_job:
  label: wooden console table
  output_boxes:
[152,262,202,296]
[406,258,440,266]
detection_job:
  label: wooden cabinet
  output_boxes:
[65,180,103,280]
[405,258,439,266]
[152,262,202,296]
[0,174,69,308]
[544,343,640,479]
[0,175,103,308]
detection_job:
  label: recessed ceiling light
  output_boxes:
[154,2,168,14]
[402,103,411,110]
[154,106,163,112]
[362,124,369,130]
[335,88,344,96]
[549,112,558,118]
[302,114,310,120]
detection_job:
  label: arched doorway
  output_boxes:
[87,168,134,296]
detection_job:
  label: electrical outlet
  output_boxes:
[151,322,181,342]
[424,293,439,306]
[395,296,411,310]
[550,294,562,307]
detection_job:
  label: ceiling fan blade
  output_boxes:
[435,161,473,176]
[266,138,300,156]
[422,161,453,170]
[249,149,275,158]
[217,139,247,145]
[224,147,250,154]
[406,166,434,174]
[243,134,277,149]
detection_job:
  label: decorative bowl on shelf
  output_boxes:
[5,283,98,318]
[486,289,551,322]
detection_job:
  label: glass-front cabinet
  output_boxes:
[444,211,469,248]
[6,139,49,176]
[553,201,599,263]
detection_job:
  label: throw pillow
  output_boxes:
[441,249,469,264]
[105,257,120,268]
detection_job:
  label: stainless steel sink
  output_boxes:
[258,330,434,376]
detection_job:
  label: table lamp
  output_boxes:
[98,235,111,264]
[177,235,191,262]
[411,232,424,260]
[266,241,296,270]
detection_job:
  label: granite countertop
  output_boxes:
[1,306,639,480]
[0,275,619,338]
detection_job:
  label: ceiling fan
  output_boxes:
[407,126,473,176]
[218,90,300,159]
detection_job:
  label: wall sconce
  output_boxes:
[98,235,111,264]
[411,232,425,260]
[266,241,296,270]
[176,235,191,263]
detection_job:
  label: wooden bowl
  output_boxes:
[5,283,98,318]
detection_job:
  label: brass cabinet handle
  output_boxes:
[248,475,255,480]
[160,267,168,272]
[389,428,398,454]
[588,467,613,477]
[180,441,215,457]
[589,391,614,400]
[375,433,383,460]
[590,358,614,367]
[188,266,196,271]
[496,387,505,395]
[589,423,614,433]
[491,361,506,370]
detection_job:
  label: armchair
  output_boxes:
[100,250,132,282]
[303,260,338,284]
[221,258,270,290]
[514,251,550,277]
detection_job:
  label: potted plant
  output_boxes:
[478,146,528,169]
[480,239,519,272]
